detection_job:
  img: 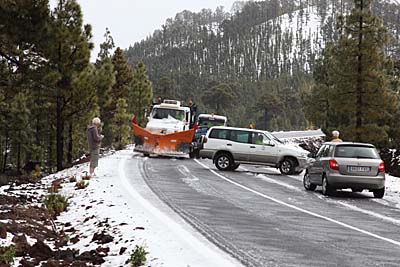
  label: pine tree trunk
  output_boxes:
[48,130,54,173]
[67,121,73,164]
[119,124,122,147]
[356,0,364,142]
[35,103,41,162]
[17,131,21,172]
[0,136,2,173]
[264,109,268,130]
[324,99,329,131]
[2,132,9,173]
[56,96,64,171]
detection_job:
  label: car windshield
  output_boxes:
[198,117,226,127]
[334,145,380,159]
[152,108,185,121]
[264,131,284,144]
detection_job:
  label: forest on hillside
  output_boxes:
[125,0,400,131]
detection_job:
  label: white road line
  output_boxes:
[194,159,400,247]
[257,174,302,192]
[335,201,400,226]
[288,174,303,182]
[271,174,400,227]
[226,162,400,228]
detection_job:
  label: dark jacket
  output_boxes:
[87,124,102,150]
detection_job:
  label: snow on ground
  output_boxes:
[0,232,14,247]
[41,148,241,267]
[2,142,400,266]
[380,175,400,209]
[386,0,400,5]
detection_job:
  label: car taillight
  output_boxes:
[378,162,385,173]
[193,122,198,131]
[329,159,339,171]
[200,136,207,143]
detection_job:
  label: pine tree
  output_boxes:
[0,0,51,173]
[109,98,132,150]
[0,0,50,68]
[302,44,338,131]
[105,47,134,144]
[0,61,9,173]
[129,61,153,127]
[155,76,175,99]
[111,47,133,102]
[386,60,400,147]
[68,64,98,163]
[201,83,235,115]
[44,0,93,170]
[333,0,398,144]
[309,0,398,145]
[9,93,31,172]
[95,57,115,146]
[95,30,116,146]
[96,28,115,64]
[253,83,283,130]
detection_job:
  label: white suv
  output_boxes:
[199,126,309,175]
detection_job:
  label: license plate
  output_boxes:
[348,166,370,172]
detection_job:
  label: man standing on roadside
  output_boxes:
[87,117,104,176]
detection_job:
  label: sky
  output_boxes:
[50,0,237,61]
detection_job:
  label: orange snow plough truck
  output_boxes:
[132,100,195,157]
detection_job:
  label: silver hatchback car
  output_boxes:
[303,142,385,198]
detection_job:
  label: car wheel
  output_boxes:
[322,176,333,196]
[303,172,316,191]
[230,163,240,171]
[215,153,233,171]
[279,158,295,175]
[373,188,385,198]
[189,151,195,159]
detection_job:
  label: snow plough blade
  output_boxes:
[132,123,195,156]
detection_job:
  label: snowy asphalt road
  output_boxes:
[128,154,400,267]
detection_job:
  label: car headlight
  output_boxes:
[300,152,308,158]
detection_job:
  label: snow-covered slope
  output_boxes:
[260,4,325,72]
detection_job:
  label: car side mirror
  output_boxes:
[308,152,316,158]
[264,140,275,147]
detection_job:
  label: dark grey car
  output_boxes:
[303,142,385,198]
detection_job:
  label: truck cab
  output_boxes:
[190,113,228,158]
[146,100,192,134]
[195,114,228,140]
